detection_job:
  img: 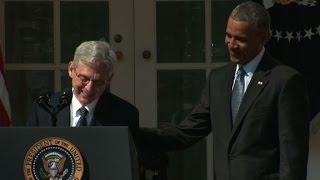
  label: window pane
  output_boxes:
[157,2,205,63]
[61,1,109,63]
[6,71,54,126]
[157,70,206,180]
[5,1,53,63]
[61,70,71,91]
[212,0,242,62]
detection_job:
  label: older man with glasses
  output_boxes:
[28,41,138,133]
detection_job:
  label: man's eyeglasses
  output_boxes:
[74,71,107,87]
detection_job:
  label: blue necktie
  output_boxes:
[76,106,88,126]
[231,67,246,124]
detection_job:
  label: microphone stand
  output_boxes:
[36,92,71,127]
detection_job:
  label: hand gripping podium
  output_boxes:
[0,127,139,180]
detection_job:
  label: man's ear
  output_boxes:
[68,61,74,77]
[262,30,272,45]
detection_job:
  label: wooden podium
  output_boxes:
[0,126,139,180]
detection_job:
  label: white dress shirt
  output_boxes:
[70,94,99,127]
[233,47,265,93]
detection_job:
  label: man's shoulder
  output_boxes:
[96,92,139,124]
[259,57,305,87]
[267,60,302,79]
[101,91,138,112]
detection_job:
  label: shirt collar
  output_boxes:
[71,93,99,117]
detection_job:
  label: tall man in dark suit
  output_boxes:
[28,41,138,134]
[139,1,310,180]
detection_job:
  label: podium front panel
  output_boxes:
[0,127,138,180]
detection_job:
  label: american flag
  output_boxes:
[0,45,11,126]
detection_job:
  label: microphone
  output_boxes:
[36,95,48,105]
[48,91,71,126]
[36,91,71,127]
[57,91,72,111]
[36,93,52,113]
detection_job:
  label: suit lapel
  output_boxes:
[56,106,71,126]
[228,53,275,149]
[90,91,110,126]
[211,63,236,135]
[56,89,72,126]
[222,64,237,132]
[231,70,269,131]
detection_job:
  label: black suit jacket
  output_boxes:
[28,90,139,135]
[140,52,309,180]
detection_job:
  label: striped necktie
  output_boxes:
[231,67,246,124]
[76,106,88,126]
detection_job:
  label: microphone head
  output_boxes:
[36,92,52,113]
[59,91,72,106]
[36,93,50,106]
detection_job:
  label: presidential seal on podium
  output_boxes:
[23,137,84,180]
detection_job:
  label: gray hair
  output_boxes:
[230,1,271,33]
[73,41,116,77]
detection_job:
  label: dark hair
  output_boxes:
[230,1,271,32]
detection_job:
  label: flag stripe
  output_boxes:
[0,102,10,126]
[0,46,11,126]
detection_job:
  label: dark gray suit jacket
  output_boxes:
[140,52,309,180]
[28,90,139,135]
